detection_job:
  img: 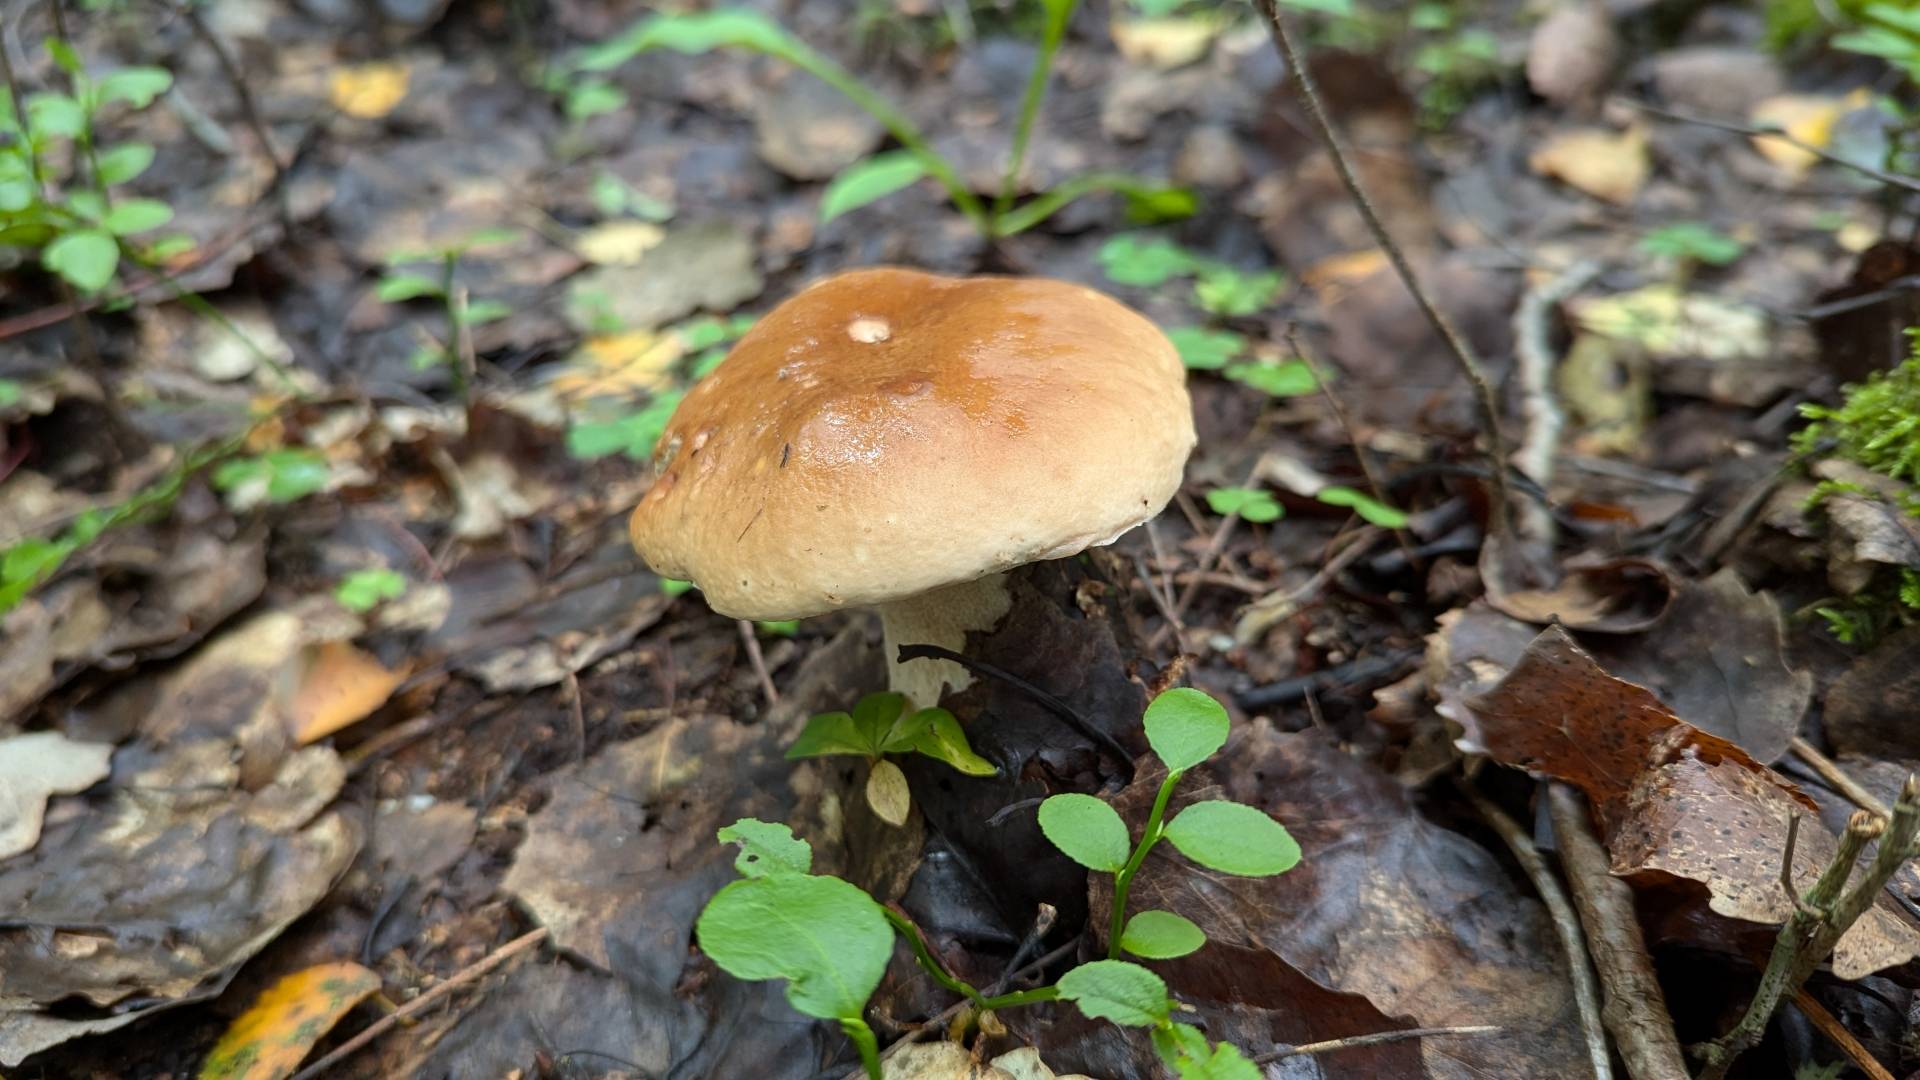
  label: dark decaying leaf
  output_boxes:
[1094,727,1585,1077]
[1463,626,1920,978]
[1479,533,1678,634]
[1824,623,1920,760]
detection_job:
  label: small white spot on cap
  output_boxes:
[847,317,891,344]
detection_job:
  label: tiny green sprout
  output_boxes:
[1098,233,1202,287]
[1206,486,1283,524]
[336,568,407,613]
[757,619,800,637]
[566,391,686,462]
[658,577,696,597]
[1640,222,1746,268]
[210,449,332,507]
[788,691,996,824]
[590,171,675,222]
[1167,327,1247,371]
[1193,266,1285,318]
[1315,485,1410,528]
[0,378,22,408]
[1224,359,1316,397]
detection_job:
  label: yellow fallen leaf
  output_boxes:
[574,220,666,266]
[1300,248,1388,307]
[329,62,410,119]
[198,962,380,1080]
[1749,89,1872,178]
[1110,16,1219,70]
[288,641,408,745]
[551,330,684,400]
[1570,283,1769,362]
[1529,124,1649,205]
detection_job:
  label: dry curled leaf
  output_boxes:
[1480,533,1677,634]
[1528,123,1648,204]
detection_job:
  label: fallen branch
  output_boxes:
[1792,987,1897,1080]
[1252,1024,1500,1064]
[1546,784,1688,1080]
[1254,0,1511,539]
[1693,777,1920,1080]
[1626,99,1920,196]
[1511,260,1603,544]
[1790,736,1890,819]
[1459,779,1611,1080]
[288,926,550,1080]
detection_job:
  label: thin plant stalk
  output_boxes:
[883,909,987,1008]
[840,1018,882,1080]
[1109,768,1183,959]
[995,0,1076,219]
[978,984,1061,1010]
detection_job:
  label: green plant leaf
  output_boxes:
[26,92,84,139]
[1865,2,1920,34]
[46,38,83,75]
[1120,910,1206,959]
[1143,686,1230,772]
[95,142,155,185]
[659,577,695,597]
[850,691,914,752]
[1152,1021,1212,1068]
[44,229,119,291]
[565,393,684,461]
[335,567,406,612]
[820,151,929,225]
[1166,327,1246,371]
[786,711,876,759]
[1314,485,1409,528]
[564,79,627,121]
[1172,1041,1263,1080]
[695,872,892,1020]
[1638,222,1745,267]
[1194,267,1285,317]
[1205,486,1282,524]
[102,198,173,235]
[1055,960,1170,1027]
[576,9,807,71]
[210,449,331,505]
[1097,233,1200,287]
[377,273,442,302]
[465,298,513,324]
[911,708,998,776]
[65,189,107,222]
[0,378,20,408]
[1225,360,1316,397]
[757,619,800,637]
[95,66,173,109]
[1121,183,1199,224]
[1163,800,1300,876]
[1037,793,1130,873]
[717,818,813,877]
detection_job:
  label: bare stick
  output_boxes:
[1253,1024,1499,1064]
[1792,987,1897,1080]
[737,619,780,707]
[1255,0,1511,539]
[1511,260,1603,544]
[288,927,549,1080]
[161,0,284,174]
[1458,779,1611,1079]
[1791,736,1891,819]
[1627,99,1920,196]
[1546,784,1689,1080]
[1288,326,1420,570]
[1694,778,1920,1080]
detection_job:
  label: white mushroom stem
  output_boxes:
[873,573,1014,710]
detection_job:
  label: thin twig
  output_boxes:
[1546,784,1689,1080]
[1791,736,1891,818]
[1255,0,1511,539]
[1253,1024,1500,1064]
[562,668,587,763]
[738,619,780,707]
[161,0,285,173]
[1458,779,1611,1080]
[1512,260,1603,544]
[852,937,1082,1076]
[1791,987,1897,1080]
[1694,778,1920,1080]
[1627,99,1920,195]
[1288,326,1420,571]
[288,927,549,1080]
[1233,526,1383,643]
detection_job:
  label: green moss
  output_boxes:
[1792,328,1920,485]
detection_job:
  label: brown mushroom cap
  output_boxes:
[628,267,1195,621]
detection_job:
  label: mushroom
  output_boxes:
[628,267,1195,708]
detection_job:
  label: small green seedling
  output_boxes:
[589,171,675,222]
[1831,4,1920,83]
[787,691,996,825]
[1206,486,1283,524]
[565,314,759,462]
[1640,222,1746,269]
[1166,327,1247,371]
[1316,485,1410,528]
[1097,232,1288,319]
[336,568,408,613]
[376,229,519,398]
[561,5,1192,240]
[695,686,1294,1079]
[1224,359,1316,397]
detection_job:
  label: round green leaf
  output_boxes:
[95,142,155,185]
[1143,687,1229,773]
[1055,960,1170,1027]
[695,873,892,1021]
[1120,910,1206,959]
[1163,801,1300,877]
[785,711,873,760]
[717,818,812,878]
[820,151,928,225]
[96,67,174,110]
[1036,793,1130,873]
[43,229,118,292]
[103,198,173,235]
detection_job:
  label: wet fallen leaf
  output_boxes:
[1528,124,1649,204]
[1480,535,1678,634]
[1571,283,1771,364]
[329,61,411,119]
[1749,89,1871,178]
[288,640,409,745]
[573,220,666,266]
[0,731,113,860]
[563,222,763,333]
[198,962,381,1080]
[1110,16,1218,70]
[1825,624,1920,760]
[1462,626,1920,978]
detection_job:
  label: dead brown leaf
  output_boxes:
[1526,3,1618,109]
[1529,124,1649,204]
[1480,534,1678,634]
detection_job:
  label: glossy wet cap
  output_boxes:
[627,267,1196,620]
